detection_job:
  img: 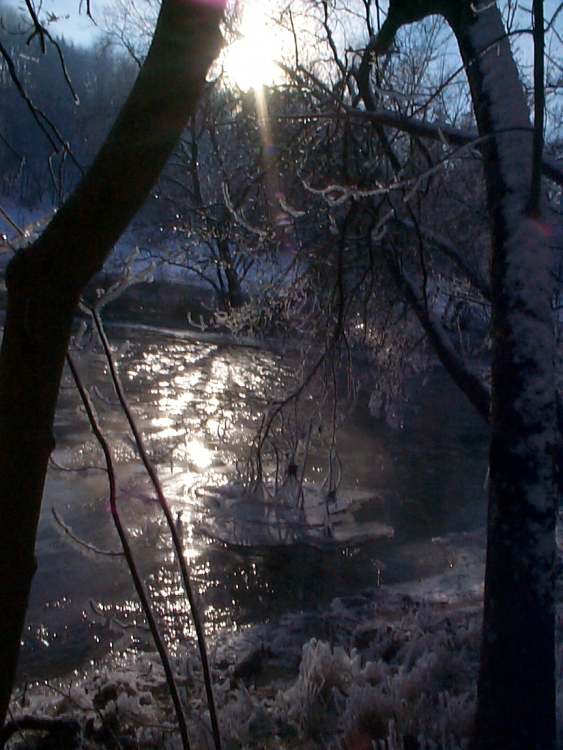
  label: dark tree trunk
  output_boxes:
[217,238,245,308]
[452,8,557,748]
[0,0,224,726]
[376,2,557,748]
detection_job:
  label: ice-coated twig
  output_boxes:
[51,507,124,558]
[222,180,268,239]
[66,352,192,750]
[88,246,155,313]
[88,308,222,750]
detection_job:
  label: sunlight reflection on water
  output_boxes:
[18,326,487,682]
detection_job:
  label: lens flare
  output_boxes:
[222,1,283,90]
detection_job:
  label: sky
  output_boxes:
[3,0,562,65]
[6,0,105,45]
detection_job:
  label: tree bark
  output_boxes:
[0,0,224,727]
[376,2,557,748]
[451,7,557,748]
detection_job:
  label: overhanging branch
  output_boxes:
[274,109,563,187]
[345,108,562,187]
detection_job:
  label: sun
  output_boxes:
[222,1,283,90]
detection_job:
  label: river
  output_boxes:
[17,320,488,684]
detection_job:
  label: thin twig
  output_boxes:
[0,204,24,239]
[297,420,313,510]
[0,40,83,173]
[88,308,222,750]
[51,507,124,557]
[66,352,192,750]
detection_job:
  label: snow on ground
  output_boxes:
[6,523,562,749]
[0,211,299,310]
[1,195,561,747]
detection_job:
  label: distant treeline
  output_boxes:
[0,0,137,207]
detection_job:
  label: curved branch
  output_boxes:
[344,108,563,187]
[395,217,492,300]
[89,309,222,750]
[385,250,491,422]
[273,109,563,187]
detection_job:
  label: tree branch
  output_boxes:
[385,249,491,422]
[274,109,563,187]
[394,217,492,300]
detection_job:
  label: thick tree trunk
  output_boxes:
[0,0,223,727]
[451,7,557,748]
[376,2,557,747]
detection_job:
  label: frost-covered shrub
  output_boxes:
[218,686,277,749]
[276,601,478,749]
[339,682,398,745]
[9,562,560,750]
[277,639,365,738]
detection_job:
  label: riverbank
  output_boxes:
[5,528,562,749]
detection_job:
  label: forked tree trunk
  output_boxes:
[0,0,224,726]
[376,2,557,748]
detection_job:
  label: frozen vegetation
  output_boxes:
[5,523,562,749]
[0,0,561,746]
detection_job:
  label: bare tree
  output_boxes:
[155,86,272,310]
[248,1,561,746]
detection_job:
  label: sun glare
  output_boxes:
[222,1,283,90]
[185,439,213,470]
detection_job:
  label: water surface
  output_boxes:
[19,323,488,682]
